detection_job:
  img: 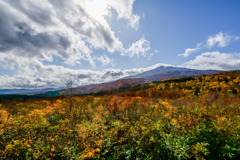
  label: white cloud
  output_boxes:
[182,51,240,70]
[0,0,155,89]
[0,0,141,67]
[206,32,238,48]
[179,32,239,58]
[122,37,151,57]
[178,47,200,57]
[95,54,112,66]
[107,0,140,30]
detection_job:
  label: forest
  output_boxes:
[0,71,240,159]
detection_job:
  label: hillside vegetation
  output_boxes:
[0,71,240,159]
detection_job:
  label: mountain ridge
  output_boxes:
[125,66,219,80]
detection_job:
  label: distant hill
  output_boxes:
[0,88,63,95]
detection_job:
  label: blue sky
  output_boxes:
[0,0,240,89]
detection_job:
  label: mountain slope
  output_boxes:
[36,78,147,97]
[73,78,147,94]
[125,66,220,81]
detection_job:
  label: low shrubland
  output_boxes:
[0,71,240,159]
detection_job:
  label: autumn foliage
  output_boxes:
[0,71,240,159]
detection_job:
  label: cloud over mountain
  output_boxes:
[182,51,240,70]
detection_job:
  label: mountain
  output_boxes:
[0,66,221,97]
[125,66,220,81]
[40,66,221,96]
